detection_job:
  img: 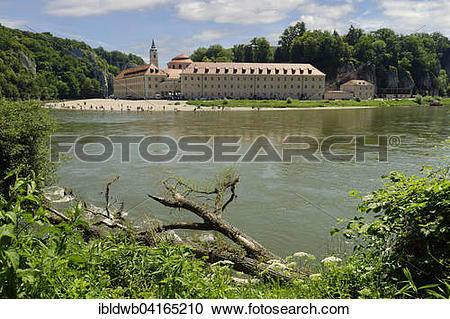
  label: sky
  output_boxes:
[1,0,449,66]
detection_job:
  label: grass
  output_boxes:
[187,97,450,108]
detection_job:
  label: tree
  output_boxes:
[251,37,272,63]
[277,22,306,62]
[191,47,208,62]
[244,45,254,62]
[0,100,55,196]
[232,44,246,62]
[344,25,363,46]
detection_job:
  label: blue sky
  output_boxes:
[1,1,449,66]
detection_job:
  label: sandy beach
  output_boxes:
[46,98,378,112]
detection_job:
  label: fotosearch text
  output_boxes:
[50,134,401,163]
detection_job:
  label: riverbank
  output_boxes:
[187,97,450,108]
[45,97,450,112]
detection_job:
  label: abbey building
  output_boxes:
[113,41,326,100]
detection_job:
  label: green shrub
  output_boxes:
[223,98,229,105]
[415,94,423,104]
[340,166,449,289]
[286,97,293,104]
[174,101,180,105]
[0,100,56,196]
[355,97,361,102]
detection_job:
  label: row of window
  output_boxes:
[182,76,324,82]
[186,93,318,98]
[184,84,321,89]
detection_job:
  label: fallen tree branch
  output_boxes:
[44,170,305,282]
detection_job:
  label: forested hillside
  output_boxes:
[0,24,145,100]
[191,23,450,95]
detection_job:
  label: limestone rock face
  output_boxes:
[68,47,84,58]
[18,51,36,77]
[385,67,399,88]
[88,51,110,97]
[441,48,450,77]
[398,70,415,89]
[69,48,109,97]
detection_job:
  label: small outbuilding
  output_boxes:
[340,80,375,99]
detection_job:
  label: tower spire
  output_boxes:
[149,39,158,67]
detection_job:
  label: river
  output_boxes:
[51,106,449,258]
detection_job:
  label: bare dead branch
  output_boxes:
[105,175,120,218]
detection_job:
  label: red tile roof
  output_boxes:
[181,62,325,76]
[171,54,191,61]
[115,64,159,79]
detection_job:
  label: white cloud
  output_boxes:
[41,0,450,36]
[44,0,170,17]
[297,0,356,33]
[176,0,307,24]
[44,0,308,24]
[377,0,450,34]
[0,17,27,28]
[191,29,235,42]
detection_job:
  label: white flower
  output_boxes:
[267,262,287,271]
[293,252,315,260]
[310,273,321,280]
[321,256,342,264]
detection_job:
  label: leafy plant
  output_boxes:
[0,100,56,196]
[339,166,449,293]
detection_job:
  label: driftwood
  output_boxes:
[149,178,278,261]
[44,170,305,281]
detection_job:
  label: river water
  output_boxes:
[51,106,449,258]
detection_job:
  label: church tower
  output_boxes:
[149,39,158,67]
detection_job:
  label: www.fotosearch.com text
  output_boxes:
[50,135,401,164]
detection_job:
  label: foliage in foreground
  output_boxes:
[338,164,449,296]
[0,172,391,299]
[0,99,56,196]
[1,165,449,299]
